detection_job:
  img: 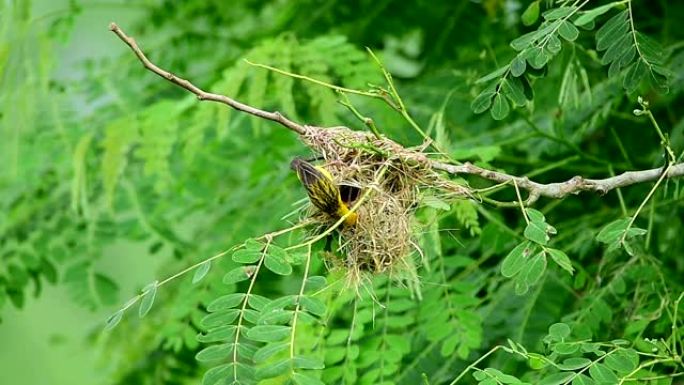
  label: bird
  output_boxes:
[291,158,358,226]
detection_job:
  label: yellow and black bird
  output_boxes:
[291,158,358,226]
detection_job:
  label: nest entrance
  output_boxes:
[299,126,463,287]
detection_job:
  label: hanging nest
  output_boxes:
[297,126,470,287]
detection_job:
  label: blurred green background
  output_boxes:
[2,0,684,384]
[1,2,147,384]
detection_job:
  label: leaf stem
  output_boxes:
[232,238,270,382]
[672,291,684,356]
[645,109,676,163]
[617,357,678,385]
[513,180,530,225]
[244,59,381,99]
[620,163,672,244]
[366,48,446,155]
[289,244,313,358]
[448,345,503,385]
[112,222,310,317]
[338,92,383,139]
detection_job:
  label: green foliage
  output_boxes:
[2,1,684,385]
[595,9,670,92]
[471,1,672,120]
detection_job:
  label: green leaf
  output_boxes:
[521,250,546,285]
[256,358,292,379]
[138,281,158,318]
[510,55,527,77]
[292,372,326,385]
[623,59,646,92]
[596,218,631,243]
[527,46,549,70]
[192,260,211,284]
[482,368,521,384]
[521,1,540,26]
[601,33,631,65]
[299,296,326,316]
[558,20,579,41]
[232,248,262,264]
[513,280,532,296]
[259,309,295,325]
[547,34,562,55]
[471,90,495,114]
[596,218,646,251]
[325,346,347,364]
[223,265,255,285]
[201,363,234,385]
[543,6,576,21]
[104,310,123,331]
[605,348,638,373]
[253,341,289,363]
[248,294,271,311]
[548,323,571,340]
[511,30,542,51]
[195,342,235,362]
[261,296,297,316]
[269,244,291,263]
[207,293,246,312]
[574,2,622,26]
[305,276,327,292]
[571,374,595,385]
[610,45,636,77]
[539,372,574,385]
[201,309,240,328]
[472,371,487,381]
[559,357,592,370]
[589,363,619,383]
[501,242,533,278]
[524,221,549,245]
[526,208,545,223]
[476,65,509,84]
[596,10,629,51]
[491,93,510,120]
[502,78,527,107]
[101,116,138,207]
[197,325,238,343]
[635,32,666,65]
[648,64,670,91]
[294,355,325,370]
[243,309,260,324]
[247,325,292,342]
[423,195,451,211]
[553,342,580,355]
[547,248,574,274]
[265,251,293,275]
[440,334,459,357]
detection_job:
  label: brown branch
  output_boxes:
[432,161,684,204]
[109,22,684,205]
[108,22,306,135]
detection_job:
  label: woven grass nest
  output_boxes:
[298,126,469,288]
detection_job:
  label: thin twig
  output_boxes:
[108,22,306,135]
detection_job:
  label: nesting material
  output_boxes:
[298,126,469,287]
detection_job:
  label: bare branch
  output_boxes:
[108,22,306,135]
[432,161,684,203]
